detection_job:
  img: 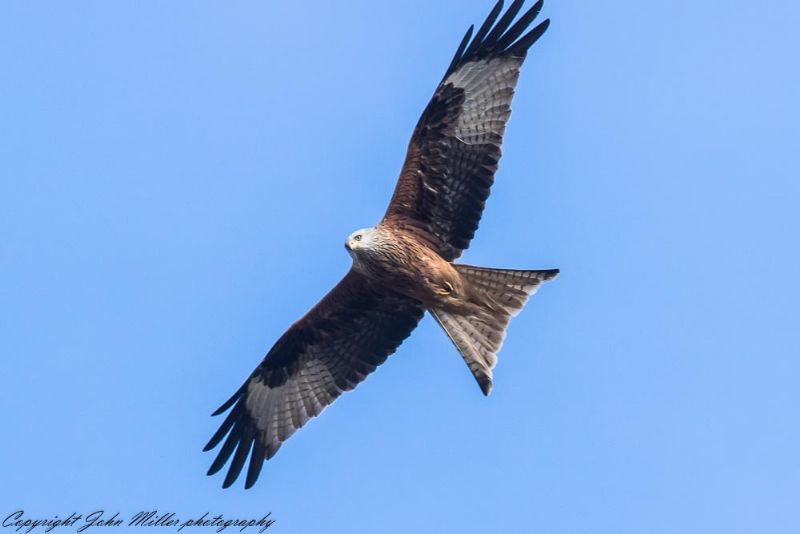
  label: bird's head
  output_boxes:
[345,227,378,257]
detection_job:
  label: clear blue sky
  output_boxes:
[2,1,799,532]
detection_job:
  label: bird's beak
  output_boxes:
[344,240,351,251]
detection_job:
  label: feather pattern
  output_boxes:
[205,270,424,488]
[433,265,558,395]
[384,0,550,261]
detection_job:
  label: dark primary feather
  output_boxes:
[205,270,424,488]
[461,0,504,60]
[443,25,474,82]
[496,2,546,52]
[384,0,550,261]
[483,0,527,50]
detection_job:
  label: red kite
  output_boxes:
[205,0,557,488]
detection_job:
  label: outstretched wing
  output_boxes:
[384,0,550,261]
[204,270,424,488]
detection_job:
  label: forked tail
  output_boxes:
[430,265,558,395]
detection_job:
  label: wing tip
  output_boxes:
[507,18,550,58]
[446,0,549,76]
[206,454,227,477]
[211,383,246,416]
[207,421,257,489]
[244,451,265,489]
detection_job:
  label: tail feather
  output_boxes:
[430,309,500,395]
[455,265,559,316]
[432,265,558,395]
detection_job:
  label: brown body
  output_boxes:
[346,224,483,315]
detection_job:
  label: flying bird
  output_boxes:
[205,0,558,489]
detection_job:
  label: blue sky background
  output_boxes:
[2,1,799,532]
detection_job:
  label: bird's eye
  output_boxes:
[354,234,362,241]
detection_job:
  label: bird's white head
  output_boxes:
[344,227,378,257]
